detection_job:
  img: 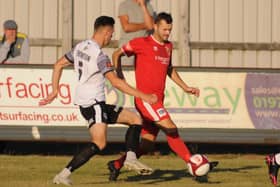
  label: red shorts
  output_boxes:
[135,98,170,136]
[135,98,170,121]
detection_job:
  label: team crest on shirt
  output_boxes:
[157,108,167,117]
[153,46,158,51]
[165,46,171,57]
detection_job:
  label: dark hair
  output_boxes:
[94,16,115,30]
[154,12,173,24]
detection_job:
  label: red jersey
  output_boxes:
[122,35,172,100]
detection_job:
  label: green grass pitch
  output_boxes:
[0,154,274,187]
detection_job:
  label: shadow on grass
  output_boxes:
[211,165,262,173]
[81,165,262,185]
[124,169,222,185]
[123,165,262,184]
[83,169,221,185]
[126,169,187,183]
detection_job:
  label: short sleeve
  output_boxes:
[64,48,74,63]
[121,38,143,57]
[97,52,114,75]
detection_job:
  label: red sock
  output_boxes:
[167,132,191,162]
[114,155,126,169]
[113,148,145,169]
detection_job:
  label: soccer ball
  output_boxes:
[187,154,210,176]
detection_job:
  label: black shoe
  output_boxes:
[193,161,218,183]
[265,154,279,186]
[194,175,208,183]
[209,161,219,171]
[107,160,120,181]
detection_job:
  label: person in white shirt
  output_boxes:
[39,16,157,186]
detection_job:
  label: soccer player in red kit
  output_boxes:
[108,12,216,181]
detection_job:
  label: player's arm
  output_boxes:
[112,48,126,79]
[168,67,200,97]
[39,56,72,105]
[105,71,157,104]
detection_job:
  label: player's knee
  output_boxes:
[129,114,142,125]
[164,128,179,138]
[93,141,106,151]
[98,143,106,150]
[141,133,157,142]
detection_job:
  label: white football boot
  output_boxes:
[53,168,72,186]
[124,159,153,175]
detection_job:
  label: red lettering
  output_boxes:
[15,83,28,98]
[1,77,72,105]
[59,84,72,104]
[7,77,13,98]
[44,83,52,97]
[29,83,41,98]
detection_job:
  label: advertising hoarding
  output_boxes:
[0,67,279,130]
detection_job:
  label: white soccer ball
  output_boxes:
[187,154,210,176]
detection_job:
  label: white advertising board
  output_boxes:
[0,67,279,130]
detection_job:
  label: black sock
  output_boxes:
[66,142,100,172]
[125,125,142,152]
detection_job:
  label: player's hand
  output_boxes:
[185,87,200,97]
[143,93,158,104]
[38,92,58,106]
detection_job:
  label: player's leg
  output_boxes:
[265,153,280,186]
[139,133,159,155]
[134,100,192,163]
[112,108,154,175]
[108,117,159,181]
[116,108,142,160]
[156,117,218,173]
[54,124,105,186]
[156,118,192,162]
[53,103,107,186]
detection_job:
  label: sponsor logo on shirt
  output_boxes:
[77,50,91,61]
[153,46,158,51]
[165,46,171,56]
[155,56,170,65]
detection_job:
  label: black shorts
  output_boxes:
[79,101,123,128]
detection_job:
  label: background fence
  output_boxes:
[1,0,279,67]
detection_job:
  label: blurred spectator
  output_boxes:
[265,153,280,186]
[118,0,155,65]
[0,20,30,64]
